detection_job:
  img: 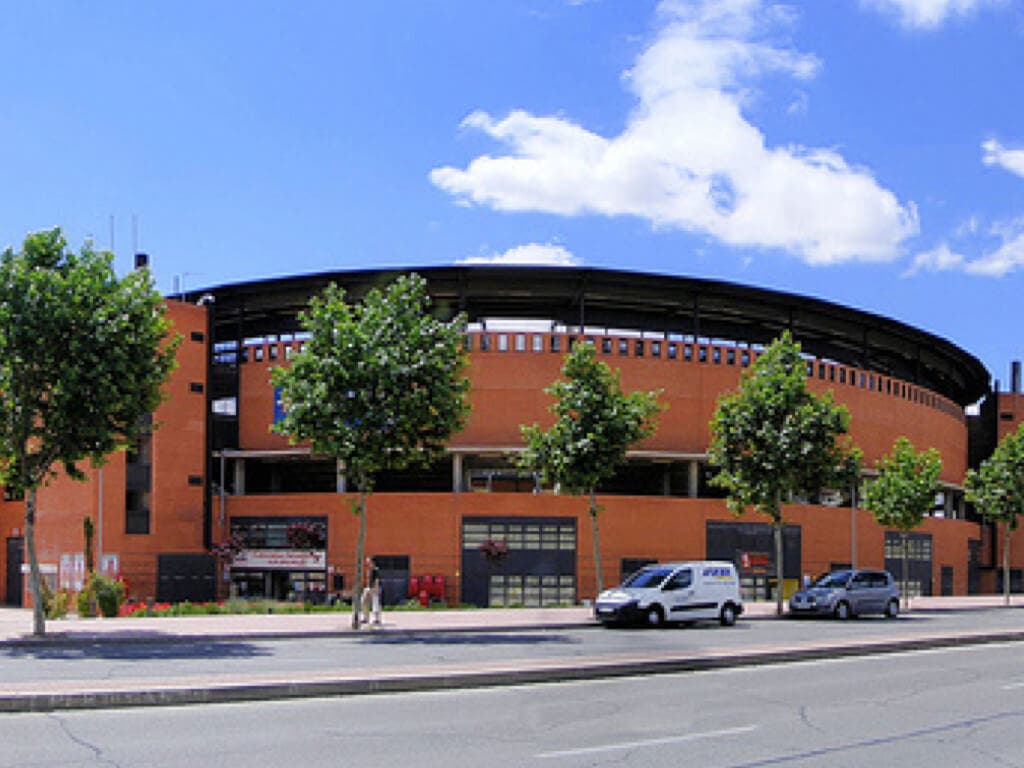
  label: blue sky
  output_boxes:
[1,0,1022,391]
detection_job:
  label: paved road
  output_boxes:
[2,608,1022,685]
[4,640,1023,767]
[2,607,1024,713]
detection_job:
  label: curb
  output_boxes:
[4,628,1024,713]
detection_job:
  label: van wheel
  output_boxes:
[834,601,851,620]
[885,599,899,619]
[645,605,665,628]
[720,604,737,627]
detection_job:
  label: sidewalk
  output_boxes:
[1,595,1018,645]
[1,596,1021,713]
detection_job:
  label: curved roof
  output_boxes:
[185,265,990,406]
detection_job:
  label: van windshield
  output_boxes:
[622,567,673,589]
[812,571,852,589]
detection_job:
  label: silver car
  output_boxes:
[788,569,900,619]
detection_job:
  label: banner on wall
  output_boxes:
[233,549,326,570]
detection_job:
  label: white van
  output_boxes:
[594,561,743,628]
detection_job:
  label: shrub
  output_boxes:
[40,581,71,619]
[87,574,126,618]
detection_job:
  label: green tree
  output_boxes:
[271,274,470,628]
[708,331,856,616]
[863,437,942,610]
[965,424,1024,606]
[520,342,663,596]
[0,229,177,636]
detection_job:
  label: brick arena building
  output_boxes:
[2,265,1020,607]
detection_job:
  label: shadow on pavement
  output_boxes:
[361,631,581,646]
[1,637,272,661]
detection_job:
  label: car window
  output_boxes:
[869,573,889,588]
[851,573,871,587]
[665,569,692,590]
[812,571,851,588]
[622,567,673,589]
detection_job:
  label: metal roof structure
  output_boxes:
[182,265,990,406]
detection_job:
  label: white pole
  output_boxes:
[850,482,857,568]
[97,467,103,574]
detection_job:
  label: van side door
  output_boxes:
[663,568,695,620]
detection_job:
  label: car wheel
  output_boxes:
[834,601,851,620]
[885,599,899,619]
[645,605,665,628]
[720,603,737,627]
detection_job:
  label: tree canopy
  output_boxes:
[520,342,662,594]
[966,423,1024,605]
[863,436,942,607]
[272,273,470,627]
[708,331,856,615]
[0,228,178,635]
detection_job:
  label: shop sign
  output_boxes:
[233,549,326,570]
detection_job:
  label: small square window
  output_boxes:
[839,368,846,384]
[268,345,278,361]
[698,347,708,363]
[684,345,693,362]
[635,340,644,357]
[828,367,835,382]
[480,334,491,351]
[712,348,721,364]
[497,334,509,352]
[741,350,750,367]
[668,343,678,360]
[514,334,526,352]
[726,349,735,365]
[550,336,561,353]
[602,338,612,354]
[189,382,204,394]
[190,331,205,342]
[532,335,544,352]
[651,341,661,358]
[618,339,629,356]
[188,474,203,486]
[254,347,264,362]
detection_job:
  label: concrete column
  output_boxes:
[452,453,463,493]
[687,460,699,498]
[233,458,245,496]
[336,459,347,494]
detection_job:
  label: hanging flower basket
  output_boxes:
[479,538,509,565]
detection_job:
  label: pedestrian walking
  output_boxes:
[361,556,382,626]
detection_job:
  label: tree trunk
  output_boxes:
[589,491,603,596]
[351,485,367,630]
[773,514,785,617]
[901,530,910,611]
[25,487,45,636]
[1004,522,1012,608]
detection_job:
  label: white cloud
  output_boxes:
[457,242,580,266]
[860,0,1002,29]
[982,139,1024,179]
[964,229,1024,277]
[432,0,918,266]
[903,243,966,276]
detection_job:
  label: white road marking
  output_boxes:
[535,724,758,759]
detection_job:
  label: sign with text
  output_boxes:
[232,549,326,571]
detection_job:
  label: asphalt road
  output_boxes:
[2,608,1023,687]
[3,639,1024,767]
